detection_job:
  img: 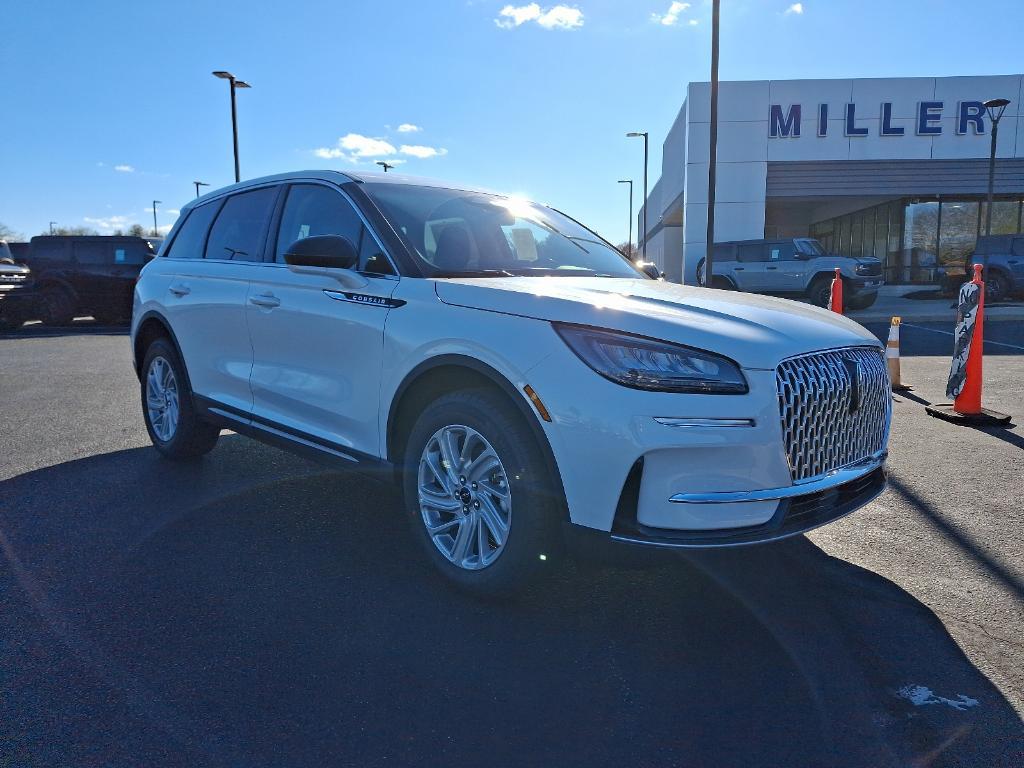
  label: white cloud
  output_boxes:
[84,215,133,231]
[399,144,448,159]
[114,164,135,173]
[784,2,803,14]
[397,123,421,133]
[688,18,698,25]
[495,3,583,30]
[313,133,398,162]
[651,1,690,25]
[166,209,180,216]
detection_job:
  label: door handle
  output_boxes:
[734,267,745,271]
[169,283,190,297]
[766,266,778,270]
[250,293,281,308]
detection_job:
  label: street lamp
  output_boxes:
[194,180,210,198]
[983,97,1011,238]
[376,160,395,173]
[705,0,721,286]
[152,201,162,237]
[212,71,251,183]
[617,179,633,256]
[626,131,649,260]
[49,221,57,235]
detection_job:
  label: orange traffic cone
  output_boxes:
[926,264,1010,425]
[886,317,912,391]
[828,267,843,314]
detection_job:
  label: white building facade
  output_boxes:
[640,75,1024,285]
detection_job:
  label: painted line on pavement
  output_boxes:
[902,323,1024,352]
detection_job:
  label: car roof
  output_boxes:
[186,170,517,210]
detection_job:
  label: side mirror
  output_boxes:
[284,235,358,270]
[635,260,664,280]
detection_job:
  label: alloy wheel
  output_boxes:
[417,424,512,570]
[146,356,180,442]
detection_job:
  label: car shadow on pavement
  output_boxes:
[1,438,1021,768]
[0,320,129,338]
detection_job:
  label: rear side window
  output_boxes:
[31,240,67,261]
[1013,238,1024,257]
[165,202,221,259]
[113,243,149,265]
[737,243,766,262]
[73,241,108,264]
[205,187,278,262]
[713,244,734,261]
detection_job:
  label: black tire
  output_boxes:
[695,257,707,286]
[985,270,1010,304]
[91,308,127,325]
[40,285,75,326]
[808,275,834,308]
[402,389,563,597]
[845,292,877,310]
[711,277,735,290]
[140,338,220,460]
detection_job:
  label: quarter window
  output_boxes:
[165,201,221,259]
[205,187,278,262]
[73,242,108,264]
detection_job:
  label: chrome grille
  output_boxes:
[776,347,890,483]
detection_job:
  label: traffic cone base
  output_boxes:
[924,403,1011,426]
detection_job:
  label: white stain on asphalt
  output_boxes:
[897,685,980,711]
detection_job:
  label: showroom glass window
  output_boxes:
[205,187,278,262]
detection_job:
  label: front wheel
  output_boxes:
[40,285,75,325]
[141,338,220,460]
[985,270,1010,303]
[808,276,834,308]
[403,389,563,597]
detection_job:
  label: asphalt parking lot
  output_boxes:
[1,320,1022,767]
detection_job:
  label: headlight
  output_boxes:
[855,264,871,275]
[553,323,748,394]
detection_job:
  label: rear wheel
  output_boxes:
[402,389,563,597]
[40,285,75,325]
[141,338,220,460]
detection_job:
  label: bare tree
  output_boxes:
[0,222,23,241]
[128,223,146,237]
[617,242,640,260]
[44,225,100,236]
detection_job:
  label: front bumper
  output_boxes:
[849,277,883,294]
[610,453,886,548]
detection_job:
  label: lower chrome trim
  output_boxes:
[653,417,755,428]
[668,451,887,504]
[208,406,359,463]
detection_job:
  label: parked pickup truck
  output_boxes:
[0,242,34,331]
[23,235,159,325]
[697,237,884,310]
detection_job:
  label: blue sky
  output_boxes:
[2,0,1022,244]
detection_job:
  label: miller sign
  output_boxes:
[768,101,991,138]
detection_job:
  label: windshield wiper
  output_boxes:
[433,269,515,278]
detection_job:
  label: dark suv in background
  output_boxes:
[697,237,883,309]
[25,236,158,325]
[965,234,1024,303]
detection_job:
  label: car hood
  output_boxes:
[434,277,879,370]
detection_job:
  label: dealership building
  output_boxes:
[638,74,1024,285]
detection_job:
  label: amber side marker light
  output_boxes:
[523,385,552,422]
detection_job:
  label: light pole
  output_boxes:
[626,132,649,260]
[49,221,56,235]
[983,98,1010,238]
[376,160,395,173]
[617,179,633,256]
[194,180,210,198]
[212,71,251,183]
[705,0,721,285]
[152,201,161,237]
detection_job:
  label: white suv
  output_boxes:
[132,171,891,594]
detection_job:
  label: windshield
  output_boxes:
[795,238,826,256]
[362,183,645,278]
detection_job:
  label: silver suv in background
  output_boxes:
[697,237,883,310]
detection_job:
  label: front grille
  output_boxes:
[776,347,890,483]
[857,262,882,277]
